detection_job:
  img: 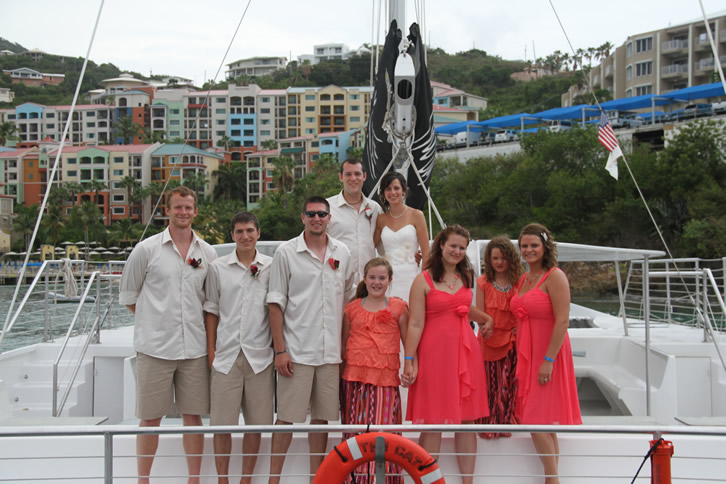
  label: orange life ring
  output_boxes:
[314,432,445,483]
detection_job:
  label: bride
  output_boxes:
[373,171,430,302]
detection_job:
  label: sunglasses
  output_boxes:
[303,210,329,218]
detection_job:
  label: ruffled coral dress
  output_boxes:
[341,297,407,483]
[509,268,582,425]
[406,271,489,424]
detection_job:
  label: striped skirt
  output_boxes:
[476,344,519,438]
[340,379,403,483]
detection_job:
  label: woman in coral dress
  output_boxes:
[402,225,493,484]
[475,236,523,439]
[510,223,582,484]
[341,257,409,483]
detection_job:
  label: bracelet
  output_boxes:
[543,356,555,363]
[275,349,287,356]
[404,356,414,361]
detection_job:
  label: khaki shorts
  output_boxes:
[135,352,209,420]
[276,363,339,423]
[210,352,274,426]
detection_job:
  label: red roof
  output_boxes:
[0,148,35,158]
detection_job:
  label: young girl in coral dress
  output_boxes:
[475,236,523,439]
[340,257,409,483]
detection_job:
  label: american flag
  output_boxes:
[598,111,619,152]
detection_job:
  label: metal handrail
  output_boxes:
[703,268,726,371]
[1,424,726,484]
[0,260,50,347]
[51,271,99,417]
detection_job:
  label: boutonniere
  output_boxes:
[328,257,340,270]
[187,257,202,269]
[364,205,373,220]
[250,264,260,278]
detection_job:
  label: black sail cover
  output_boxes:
[362,21,436,210]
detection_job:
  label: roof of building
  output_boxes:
[49,144,155,155]
[259,89,287,95]
[0,147,36,158]
[152,144,224,159]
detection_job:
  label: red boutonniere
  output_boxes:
[328,257,340,270]
[364,205,373,219]
[250,264,260,278]
[187,257,202,269]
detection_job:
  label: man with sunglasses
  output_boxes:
[266,196,355,482]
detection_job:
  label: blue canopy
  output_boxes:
[474,113,537,129]
[659,82,725,102]
[599,94,673,111]
[529,104,599,121]
[434,120,482,135]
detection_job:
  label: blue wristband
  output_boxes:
[404,356,414,361]
[544,356,555,363]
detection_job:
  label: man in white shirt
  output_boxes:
[205,212,274,484]
[119,186,217,484]
[266,196,355,483]
[326,158,382,284]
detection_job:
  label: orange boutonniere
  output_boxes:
[328,258,340,270]
[187,257,202,269]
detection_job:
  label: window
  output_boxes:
[244,129,254,136]
[636,61,652,77]
[305,94,315,101]
[636,37,653,53]
[261,119,270,125]
[216,97,225,103]
[67,170,77,176]
[114,157,123,163]
[216,119,225,125]
[171,169,180,176]
[29,161,33,167]
[334,94,344,101]
[350,94,360,100]
[266,169,274,177]
[86,111,95,117]
[321,94,331,101]
[305,106,315,112]
[305,117,315,123]
[261,130,271,136]
[231,130,241,136]
[350,105,360,111]
[626,42,632,57]
[216,108,226,114]
[266,182,276,190]
[46,113,55,118]
[67,157,77,164]
[231,119,241,125]
[113,194,125,202]
[261,108,270,114]
[216,130,225,136]
[113,207,125,215]
[112,182,122,189]
[170,131,180,137]
[46,123,55,129]
[113,169,124,176]
[86,122,96,128]
[350,116,360,123]
[625,65,633,81]
[305,128,315,134]
[260,97,270,103]
[170,109,181,115]
[170,119,180,125]
[243,118,253,125]
[635,85,653,96]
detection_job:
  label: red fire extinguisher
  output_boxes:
[650,438,674,484]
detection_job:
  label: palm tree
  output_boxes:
[0,121,18,146]
[270,156,295,207]
[182,171,208,199]
[64,181,84,206]
[216,135,231,151]
[108,218,141,247]
[41,204,66,246]
[212,161,246,201]
[141,127,166,144]
[12,203,39,252]
[69,202,103,258]
[261,139,278,151]
[119,175,141,219]
[114,115,142,144]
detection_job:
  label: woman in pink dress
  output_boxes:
[340,257,409,483]
[402,225,493,484]
[510,223,581,484]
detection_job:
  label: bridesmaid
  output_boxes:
[510,224,581,484]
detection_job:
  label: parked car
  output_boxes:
[670,103,713,121]
[712,101,726,114]
[547,120,572,132]
[494,129,517,143]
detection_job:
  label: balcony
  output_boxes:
[695,57,714,74]
[604,65,613,78]
[662,39,688,54]
[721,30,726,42]
[662,64,688,78]
[695,35,711,49]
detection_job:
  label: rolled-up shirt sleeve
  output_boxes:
[119,244,148,306]
[266,246,290,311]
[203,263,221,316]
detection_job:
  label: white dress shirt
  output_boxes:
[266,233,355,366]
[119,228,217,360]
[204,250,273,375]
[327,191,382,283]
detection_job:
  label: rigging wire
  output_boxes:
[547,0,721,352]
[139,0,254,241]
[0,0,107,347]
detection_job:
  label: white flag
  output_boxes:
[605,144,622,180]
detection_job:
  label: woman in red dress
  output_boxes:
[402,225,493,484]
[475,236,523,439]
[510,224,582,484]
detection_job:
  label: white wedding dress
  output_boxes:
[379,224,420,302]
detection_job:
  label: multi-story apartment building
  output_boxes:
[2,68,65,87]
[298,43,371,65]
[225,57,287,79]
[4,103,115,145]
[286,85,373,139]
[562,10,726,106]
[257,89,286,143]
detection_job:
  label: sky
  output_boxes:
[2,0,724,84]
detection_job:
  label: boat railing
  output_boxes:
[52,271,122,417]
[0,259,130,352]
[1,423,725,483]
[623,257,726,330]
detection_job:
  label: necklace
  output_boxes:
[525,270,543,285]
[389,205,408,218]
[492,280,512,292]
[443,273,460,290]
